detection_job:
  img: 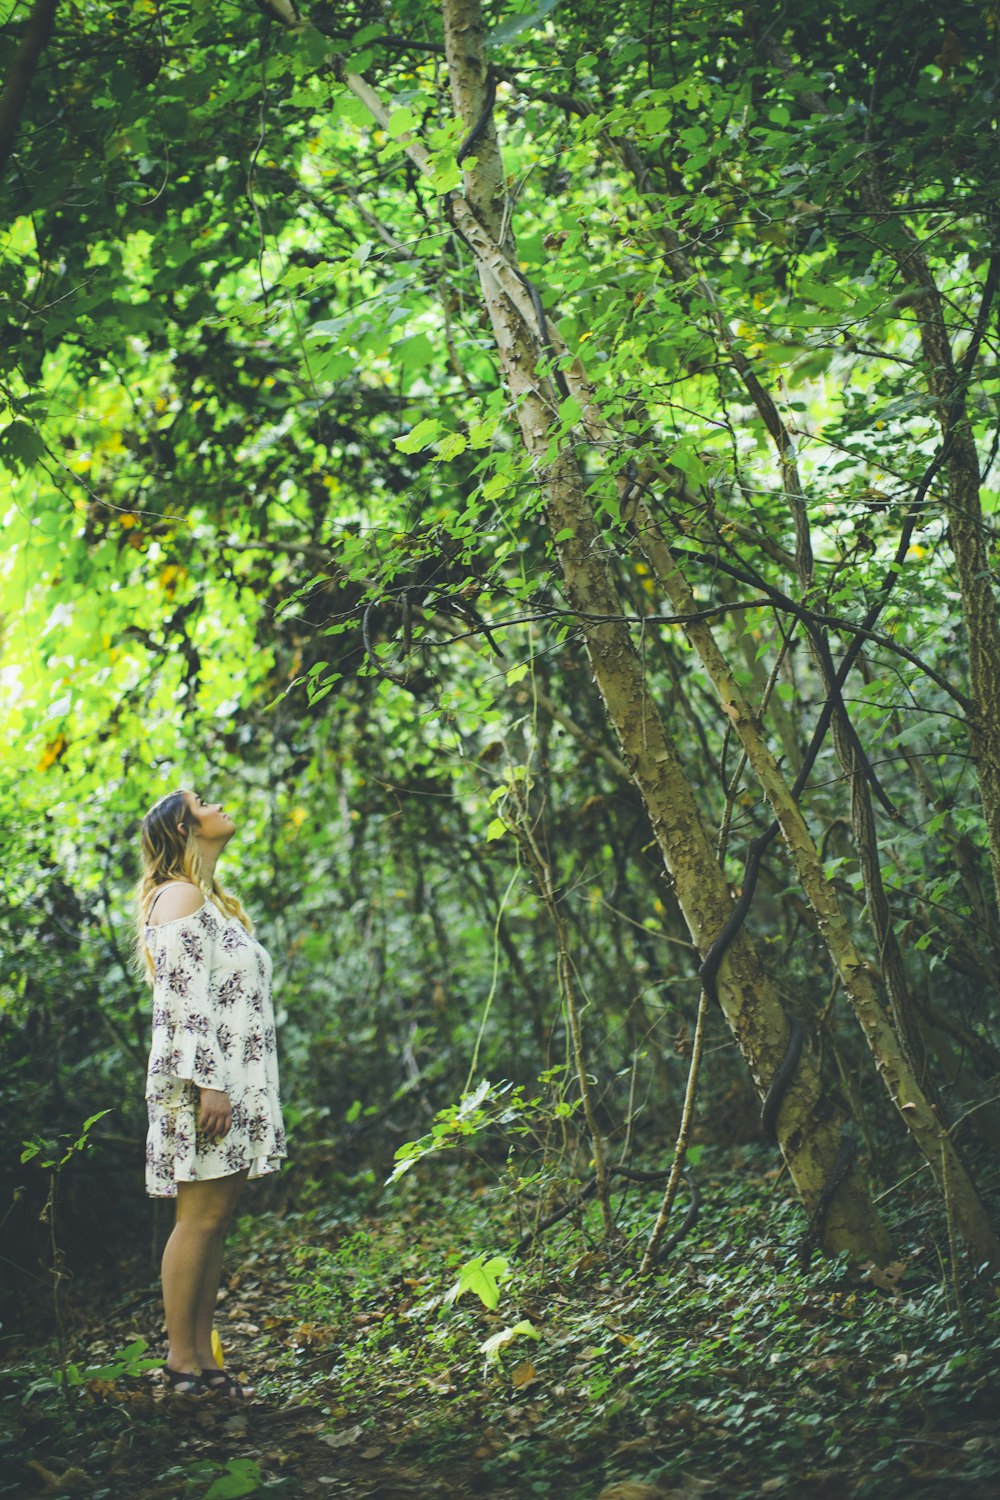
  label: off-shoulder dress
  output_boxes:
[144,889,287,1197]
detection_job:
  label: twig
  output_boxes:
[639,982,709,1272]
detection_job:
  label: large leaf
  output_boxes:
[488,0,560,47]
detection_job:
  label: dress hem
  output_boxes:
[145,1154,286,1198]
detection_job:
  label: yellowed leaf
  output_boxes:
[597,1484,668,1500]
[38,735,68,771]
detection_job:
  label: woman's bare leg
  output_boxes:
[161,1173,246,1374]
[193,1171,248,1371]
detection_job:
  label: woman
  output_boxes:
[134,788,286,1398]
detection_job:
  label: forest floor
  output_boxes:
[2,1146,1000,1500]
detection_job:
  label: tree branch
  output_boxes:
[0,0,59,177]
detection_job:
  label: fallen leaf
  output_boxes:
[319,1424,364,1448]
[511,1360,539,1389]
[25,1462,94,1496]
[597,1484,668,1500]
[865,1259,908,1294]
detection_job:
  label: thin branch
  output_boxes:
[0,0,59,176]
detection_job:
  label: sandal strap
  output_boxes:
[202,1368,253,1398]
[162,1365,203,1394]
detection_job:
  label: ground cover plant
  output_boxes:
[3,1148,1000,1499]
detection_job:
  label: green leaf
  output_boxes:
[469,417,499,449]
[483,473,511,500]
[486,817,507,841]
[436,431,468,461]
[445,1254,510,1310]
[394,418,441,453]
[391,331,435,371]
[387,105,418,138]
[488,0,561,48]
[202,1458,262,1500]
[0,421,47,474]
[480,1318,541,1361]
[796,277,849,311]
[557,394,582,426]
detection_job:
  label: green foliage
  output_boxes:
[386,1071,581,1186]
[58,1337,162,1389]
[2,13,1000,1484]
[20,1110,112,1171]
[444,1253,511,1312]
[246,1155,1000,1497]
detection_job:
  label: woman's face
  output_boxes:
[180,789,235,841]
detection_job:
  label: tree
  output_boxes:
[2,0,998,1270]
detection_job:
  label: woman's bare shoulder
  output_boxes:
[148,882,207,926]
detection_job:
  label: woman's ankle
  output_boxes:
[166,1349,201,1374]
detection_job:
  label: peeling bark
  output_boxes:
[434,0,890,1262]
[258,0,894,1262]
[630,503,1000,1270]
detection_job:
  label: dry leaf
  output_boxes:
[597,1484,668,1500]
[319,1424,364,1448]
[511,1360,539,1389]
[25,1462,94,1496]
[865,1259,908,1293]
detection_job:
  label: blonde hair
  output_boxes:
[132,788,254,984]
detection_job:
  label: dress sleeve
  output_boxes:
[151,915,228,1092]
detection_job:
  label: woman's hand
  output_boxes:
[198,1088,232,1140]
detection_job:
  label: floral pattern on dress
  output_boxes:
[144,896,287,1198]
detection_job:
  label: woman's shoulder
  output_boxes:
[146,882,214,929]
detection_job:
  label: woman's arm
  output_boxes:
[151,908,230,1117]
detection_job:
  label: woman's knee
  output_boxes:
[176,1181,241,1236]
[174,1208,228,1240]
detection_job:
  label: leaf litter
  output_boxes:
[2,1155,1000,1499]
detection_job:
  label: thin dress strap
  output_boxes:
[147,881,199,924]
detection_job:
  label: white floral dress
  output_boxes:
[144,893,287,1197]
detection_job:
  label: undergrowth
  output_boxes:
[2,1146,999,1499]
[251,1145,1000,1497]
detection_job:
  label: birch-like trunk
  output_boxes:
[435,0,890,1263]
[258,0,893,1262]
[629,504,1000,1271]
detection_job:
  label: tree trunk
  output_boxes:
[628,503,1000,1271]
[434,0,890,1263]
[258,0,894,1263]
